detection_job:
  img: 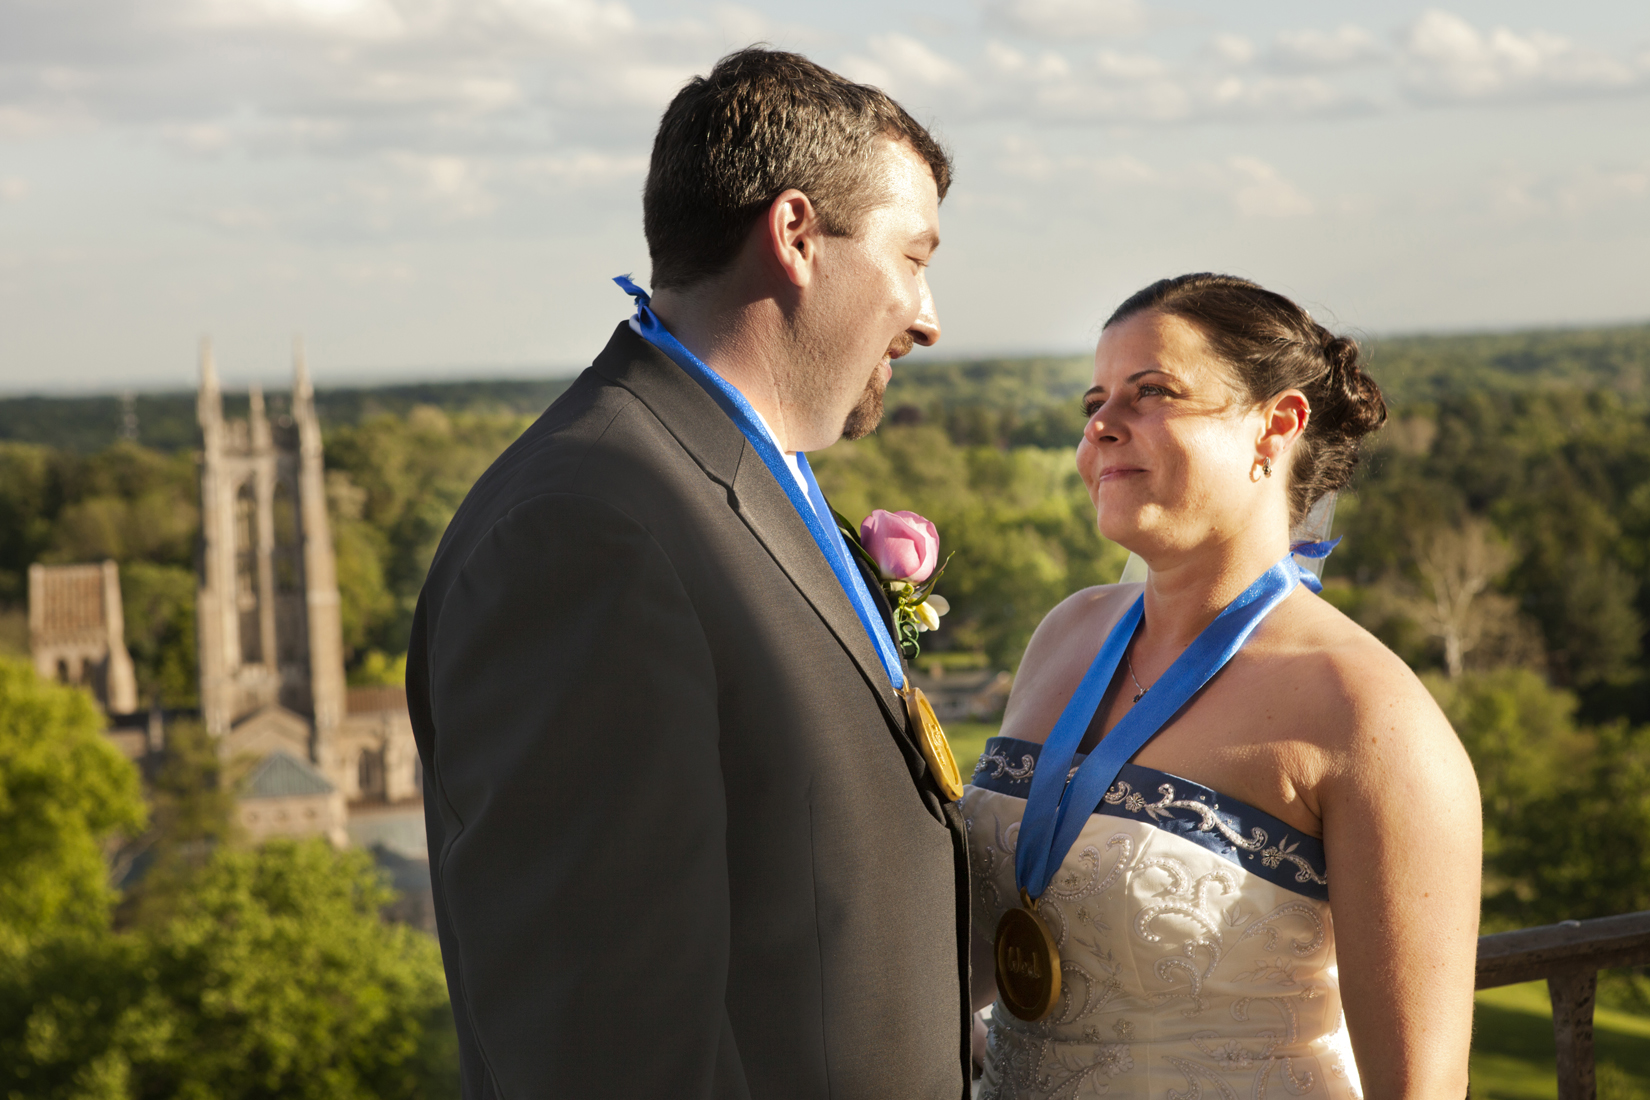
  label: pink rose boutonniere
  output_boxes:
[834,507,952,659]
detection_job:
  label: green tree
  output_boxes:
[327,471,397,663]
[325,407,532,665]
[0,841,458,1100]
[42,443,197,570]
[0,442,56,605]
[137,840,457,1100]
[118,718,240,930]
[119,563,198,709]
[1429,668,1650,928]
[0,659,146,954]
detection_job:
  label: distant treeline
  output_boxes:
[6,322,1647,453]
[0,379,577,453]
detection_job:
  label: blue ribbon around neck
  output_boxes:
[613,275,907,692]
[1014,553,1308,901]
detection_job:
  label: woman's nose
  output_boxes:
[1084,404,1124,445]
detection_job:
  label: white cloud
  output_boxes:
[992,135,1155,185]
[208,204,273,229]
[862,10,1648,128]
[1094,50,1168,82]
[1272,26,1384,71]
[1401,10,1642,101]
[1221,156,1314,218]
[388,153,495,218]
[1488,162,1650,221]
[983,0,1146,39]
[1210,35,1256,67]
[840,33,967,95]
[971,43,1350,126]
[707,3,770,43]
[339,259,416,284]
[495,0,638,42]
[983,140,1310,221]
[191,0,408,38]
[525,151,649,187]
[0,177,29,201]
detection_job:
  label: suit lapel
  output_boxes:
[726,447,906,728]
[591,325,909,736]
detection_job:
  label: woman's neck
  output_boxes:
[1135,529,1292,665]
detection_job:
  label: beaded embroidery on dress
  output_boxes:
[966,737,1363,1100]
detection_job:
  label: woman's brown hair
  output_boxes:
[1106,273,1388,525]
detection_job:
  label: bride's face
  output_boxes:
[1076,309,1269,556]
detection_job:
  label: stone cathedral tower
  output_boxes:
[196,340,347,768]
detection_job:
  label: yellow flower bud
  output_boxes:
[914,600,941,632]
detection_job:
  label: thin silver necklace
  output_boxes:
[1125,649,1151,704]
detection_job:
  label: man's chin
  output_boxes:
[841,376,887,441]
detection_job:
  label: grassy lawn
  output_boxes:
[946,721,1000,783]
[1471,981,1650,1099]
[942,717,1650,1097]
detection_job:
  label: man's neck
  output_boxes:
[650,284,796,453]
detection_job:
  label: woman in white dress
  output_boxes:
[965,274,1481,1098]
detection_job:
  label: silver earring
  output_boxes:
[1262,458,1273,478]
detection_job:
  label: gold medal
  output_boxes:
[902,685,963,801]
[994,889,1061,1021]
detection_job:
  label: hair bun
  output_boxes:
[1318,332,1387,439]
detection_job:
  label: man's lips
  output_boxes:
[876,333,915,384]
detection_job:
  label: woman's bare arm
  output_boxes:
[1317,648,1481,1098]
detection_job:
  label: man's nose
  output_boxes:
[909,277,940,347]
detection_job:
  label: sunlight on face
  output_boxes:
[787,139,941,452]
[1075,310,1267,556]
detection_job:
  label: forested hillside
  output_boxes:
[2,321,1649,961]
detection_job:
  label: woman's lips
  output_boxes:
[1098,466,1145,482]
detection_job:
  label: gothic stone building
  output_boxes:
[195,342,422,849]
[29,560,140,717]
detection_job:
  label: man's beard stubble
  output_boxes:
[841,330,912,441]
[841,367,887,441]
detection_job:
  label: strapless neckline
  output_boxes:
[970,736,1328,900]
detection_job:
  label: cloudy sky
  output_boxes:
[2,0,1647,391]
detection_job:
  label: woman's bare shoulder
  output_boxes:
[998,583,1141,744]
[1285,592,1467,778]
[1021,583,1140,673]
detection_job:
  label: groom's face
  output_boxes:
[790,138,941,450]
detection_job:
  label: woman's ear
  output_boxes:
[1256,389,1310,467]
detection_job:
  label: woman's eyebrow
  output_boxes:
[1084,369,1176,399]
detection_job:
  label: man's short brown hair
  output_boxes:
[643,47,952,291]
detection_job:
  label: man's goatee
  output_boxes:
[842,368,887,440]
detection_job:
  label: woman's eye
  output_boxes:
[1137,384,1168,397]
[1082,398,1103,417]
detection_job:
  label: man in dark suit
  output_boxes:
[407,48,970,1098]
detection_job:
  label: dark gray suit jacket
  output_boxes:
[407,324,970,1099]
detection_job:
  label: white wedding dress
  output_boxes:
[965,736,1363,1100]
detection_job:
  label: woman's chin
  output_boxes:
[1095,513,1144,549]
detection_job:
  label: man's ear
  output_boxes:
[765,188,822,289]
[1256,390,1310,466]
